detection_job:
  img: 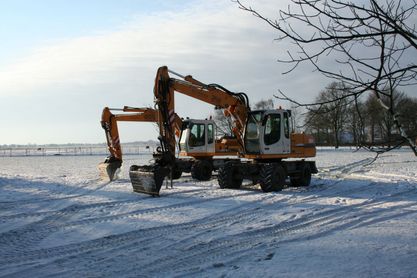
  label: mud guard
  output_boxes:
[129,164,169,196]
[98,160,122,181]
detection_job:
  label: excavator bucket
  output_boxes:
[129,164,168,196]
[98,160,122,181]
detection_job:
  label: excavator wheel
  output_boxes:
[259,163,286,192]
[191,160,213,181]
[129,164,167,196]
[98,160,122,181]
[218,161,242,189]
[290,163,312,187]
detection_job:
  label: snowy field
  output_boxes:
[0,149,416,277]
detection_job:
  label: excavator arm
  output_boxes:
[101,106,158,161]
[129,66,250,195]
[99,106,181,181]
[154,66,250,148]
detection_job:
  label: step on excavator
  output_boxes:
[99,106,240,183]
[129,66,317,196]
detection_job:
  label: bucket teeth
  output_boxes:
[98,160,122,181]
[129,165,169,196]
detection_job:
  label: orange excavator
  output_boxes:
[129,66,317,195]
[99,106,240,182]
[99,106,164,181]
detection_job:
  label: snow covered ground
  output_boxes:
[0,149,416,277]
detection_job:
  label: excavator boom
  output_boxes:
[99,106,160,181]
[128,66,251,195]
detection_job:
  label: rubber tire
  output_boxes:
[290,163,311,187]
[191,160,213,181]
[259,163,286,192]
[218,161,243,189]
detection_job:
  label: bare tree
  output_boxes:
[397,97,417,139]
[236,0,417,155]
[346,98,366,146]
[213,108,234,137]
[213,98,275,137]
[289,104,302,133]
[252,98,274,110]
[305,82,417,147]
[365,93,385,144]
[305,82,350,147]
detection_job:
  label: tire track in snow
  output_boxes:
[0,177,363,255]
[0,180,111,213]
[0,191,281,267]
[0,180,379,269]
[135,188,417,276]
[0,169,392,276]
[0,187,206,222]
[318,157,375,179]
[0,185,217,239]
[0,154,369,218]
[24,182,385,277]
[0,189,266,256]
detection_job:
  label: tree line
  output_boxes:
[304,82,417,149]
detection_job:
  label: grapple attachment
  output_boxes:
[129,164,168,196]
[98,160,122,181]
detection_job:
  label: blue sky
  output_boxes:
[1,0,415,145]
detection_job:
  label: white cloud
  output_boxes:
[0,1,296,94]
[0,0,327,144]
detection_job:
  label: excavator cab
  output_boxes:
[244,109,315,158]
[179,119,216,156]
[244,109,292,155]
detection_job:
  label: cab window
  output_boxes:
[284,112,290,139]
[189,123,205,147]
[264,114,281,145]
[207,124,214,144]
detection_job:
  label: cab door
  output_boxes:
[260,111,291,155]
[187,122,207,154]
[183,121,215,155]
